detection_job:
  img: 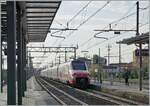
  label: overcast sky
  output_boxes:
[28,1,149,67]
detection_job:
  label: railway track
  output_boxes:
[86,89,144,105]
[37,76,144,105]
[38,76,125,105]
[36,76,86,105]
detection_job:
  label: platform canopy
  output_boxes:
[117,32,149,45]
[1,0,61,42]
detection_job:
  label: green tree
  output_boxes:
[130,69,138,79]
[143,64,148,80]
[93,54,99,64]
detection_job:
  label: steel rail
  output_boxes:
[43,77,144,105]
[87,89,144,105]
[42,77,118,105]
[36,77,66,105]
[37,77,87,105]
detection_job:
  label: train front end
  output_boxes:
[69,60,90,89]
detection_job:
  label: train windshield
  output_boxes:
[71,61,86,70]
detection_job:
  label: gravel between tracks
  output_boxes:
[36,77,85,105]
[42,77,118,105]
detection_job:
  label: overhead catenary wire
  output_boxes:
[46,2,148,63]
[79,4,137,48]
[83,22,148,51]
[49,1,92,45]
[54,20,67,28]
[58,1,111,46]
[68,1,111,36]
[86,22,148,50]
[111,47,134,56]
[111,3,136,29]
[67,1,92,24]
[109,5,148,26]
[79,6,149,50]
[49,1,92,40]
[90,21,148,56]
[58,1,148,47]
[120,3,136,18]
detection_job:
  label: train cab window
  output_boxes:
[71,61,86,70]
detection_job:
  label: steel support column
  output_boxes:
[98,48,102,84]
[24,41,27,91]
[16,4,22,105]
[22,36,25,97]
[1,41,3,93]
[139,44,142,91]
[0,2,1,93]
[136,1,143,91]
[118,43,121,82]
[7,1,16,105]
[22,35,27,95]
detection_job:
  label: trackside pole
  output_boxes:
[7,1,16,105]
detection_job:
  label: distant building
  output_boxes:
[116,32,149,69]
[110,63,133,70]
[103,62,133,76]
[92,55,107,66]
[132,49,149,68]
[103,65,118,74]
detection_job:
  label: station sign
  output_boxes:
[135,49,149,56]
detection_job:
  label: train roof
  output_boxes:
[49,59,86,69]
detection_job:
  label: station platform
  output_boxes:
[90,80,149,104]
[0,77,60,105]
[90,80,149,95]
[0,85,7,105]
[23,76,60,105]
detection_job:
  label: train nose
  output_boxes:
[72,72,89,77]
[76,77,89,88]
[80,78,86,84]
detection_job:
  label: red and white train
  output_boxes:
[40,60,90,88]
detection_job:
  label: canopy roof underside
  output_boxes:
[1,0,61,42]
[117,32,149,45]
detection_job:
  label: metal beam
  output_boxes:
[136,1,142,91]
[27,16,54,18]
[16,3,22,104]
[28,51,75,53]
[27,25,50,27]
[1,41,3,93]
[26,11,56,14]
[94,29,136,32]
[26,6,58,9]
[26,1,61,3]
[27,23,51,24]
[22,36,25,96]
[24,41,27,91]
[27,46,77,49]
[0,3,2,93]
[7,1,16,105]
[50,28,78,31]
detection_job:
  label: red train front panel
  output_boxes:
[68,60,90,88]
